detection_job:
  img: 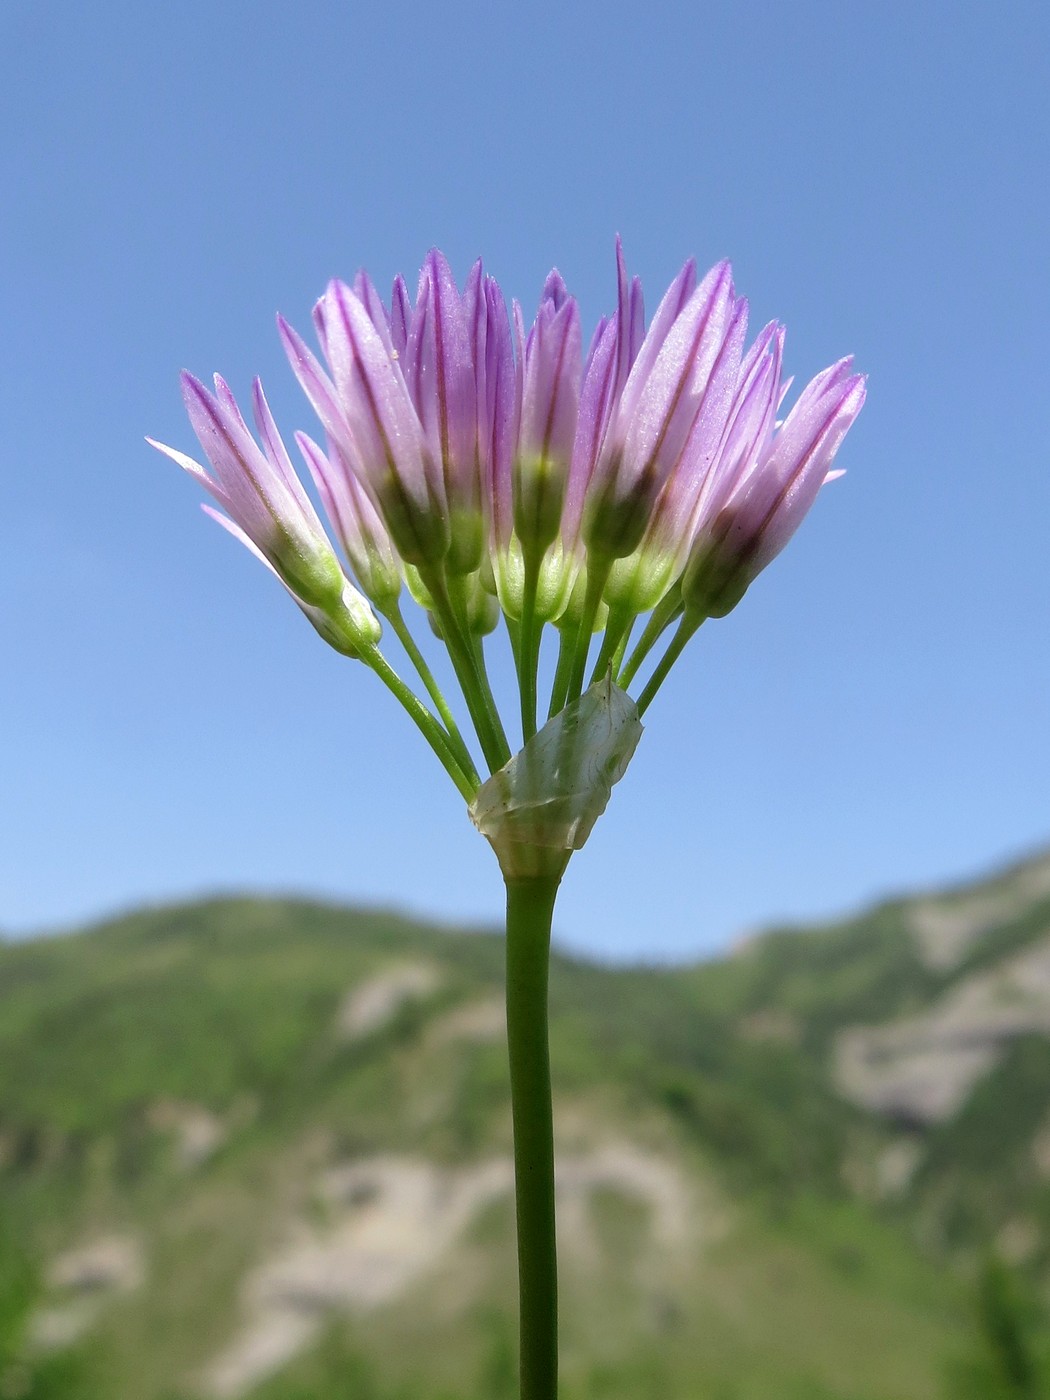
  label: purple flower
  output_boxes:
[155,241,863,724]
[513,272,582,557]
[400,251,486,573]
[682,355,866,617]
[148,372,347,612]
[580,255,744,566]
[295,431,402,610]
[281,285,446,569]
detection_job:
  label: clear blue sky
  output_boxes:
[2,0,1048,960]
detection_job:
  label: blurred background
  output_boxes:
[2,0,1049,1395]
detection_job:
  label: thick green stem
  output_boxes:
[505,872,562,1400]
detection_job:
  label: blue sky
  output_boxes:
[2,0,1048,960]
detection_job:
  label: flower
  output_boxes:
[682,354,866,619]
[580,255,744,570]
[148,372,381,657]
[149,373,348,610]
[152,242,864,787]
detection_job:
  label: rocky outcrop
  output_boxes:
[835,934,1050,1124]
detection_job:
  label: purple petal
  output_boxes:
[317,278,441,519]
[251,377,323,526]
[615,255,698,426]
[744,368,866,571]
[615,261,740,502]
[564,316,617,540]
[540,268,569,311]
[409,249,477,505]
[180,372,284,540]
[353,269,395,355]
[485,277,517,549]
[519,296,581,469]
[390,275,411,358]
[643,295,751,556]
[146,434,220,497]
[297,430,399,602]
[694,321,784,524]
[278,314,352,452]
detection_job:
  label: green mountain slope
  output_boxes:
[2,849,1050,1399]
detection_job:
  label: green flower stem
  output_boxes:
[617,590,683,689]
[563,556,613,707]
[546,625,576,721]
[361,646,478,802]
[610,618,634,675]
[383,603,479,786]
[635,612,703,716]
[588,606,631,686]
[505,611,522,669]
[516,552,543,742]
[422,571,511,773]
[505,870,563,1400]
[451,583,512,764]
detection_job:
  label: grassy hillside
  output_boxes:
[2,850,1050,1398]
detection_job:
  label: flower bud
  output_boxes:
[683,360,866,618]
[513,280,581,558]
[150,374,348,613]
[582,260,741,565]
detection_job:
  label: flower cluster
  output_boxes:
[152,243,864,794]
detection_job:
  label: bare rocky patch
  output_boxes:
[835,934,1050,1123]
[30,1234,143,1350]
[148,1099,228,1168]
[908,854,1050,970]
[427,995,505,1045]
[336,962,443,1040]
[199,1142,693,1397]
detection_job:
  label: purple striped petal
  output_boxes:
[614,256,698,427]
[316,277,448,563]
[167,372,345,610]
[409,250,478,507]
[583,261,741,560]
[741,363,866,573]
[278,314,352,452]
[683,359,866,616]
[297,431,401,607]
[540,268,569,311]
[181,372,299,548]
[390,275,411,358]
[486,278,517,554]
[353,269,396,355]
[250,378,321,518]
[563,316,616,544]
[690,319,783,530]
[514,291,581,552]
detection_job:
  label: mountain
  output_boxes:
[2,849,1050,1399]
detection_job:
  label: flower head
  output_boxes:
[153,242,864,801]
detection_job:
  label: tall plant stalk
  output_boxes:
[504,872,563,1400]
